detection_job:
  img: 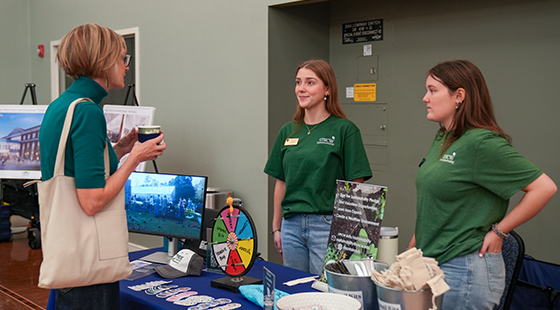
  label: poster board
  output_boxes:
[319,180,387,282]
[103,105,155,171]
[0,105,48,179]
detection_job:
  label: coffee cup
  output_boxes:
[138,125,161,143]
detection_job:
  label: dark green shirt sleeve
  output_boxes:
[342,125,372,181]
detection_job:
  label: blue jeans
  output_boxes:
[54,282,120,310]
[281,213,332,275]
[439,250,505,310]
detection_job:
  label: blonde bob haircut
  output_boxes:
[57,23,126,80]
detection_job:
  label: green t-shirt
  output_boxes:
[415,129,542,264]
[264,116,372,218]
[40,76,118,189]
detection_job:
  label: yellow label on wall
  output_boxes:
[354,83,376,102]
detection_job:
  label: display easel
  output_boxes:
[122,84,159,173]
[20,83,38,105]
[3,83,42,247]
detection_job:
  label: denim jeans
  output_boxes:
[439,250,505,310]
[54,282,120,310]
[281,213,332,275]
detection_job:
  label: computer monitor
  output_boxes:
[0,105,48,179]
[124,171,208,263]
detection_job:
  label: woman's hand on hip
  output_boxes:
[479,231,503,257]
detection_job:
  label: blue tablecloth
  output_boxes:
[120,248,317,310]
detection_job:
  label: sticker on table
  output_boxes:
[207,303,241,310]
[145,284,178,295]
[166,291,198,302]
[156,287,191,298]
[187,298,233,310]
[173,295,214,306]
[128,280,173,291]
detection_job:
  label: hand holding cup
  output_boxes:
[131,126,166,163]
[138,125,161,143]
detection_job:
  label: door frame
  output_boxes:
[49,27,140,102]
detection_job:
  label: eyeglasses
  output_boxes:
[123,54,131,67]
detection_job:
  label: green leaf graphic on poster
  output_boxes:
[350,228,378,260]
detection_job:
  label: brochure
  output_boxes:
[319,180,387,282]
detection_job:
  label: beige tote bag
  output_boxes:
[32,98,131,289]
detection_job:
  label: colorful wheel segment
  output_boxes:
[211,205,257,277]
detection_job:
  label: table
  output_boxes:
[120,248,317,310]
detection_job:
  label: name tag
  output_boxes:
[284,138,299,146]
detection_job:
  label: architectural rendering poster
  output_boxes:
[320,180,387,282]
[103,105,155,171]
[0,105,48,179]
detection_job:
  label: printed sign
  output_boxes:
[343,19,383,44]
[319,180,387,282]
[354,83,376,102]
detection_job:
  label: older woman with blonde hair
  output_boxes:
[40,23,166,310]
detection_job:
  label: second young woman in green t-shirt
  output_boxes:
[410,60,556,310]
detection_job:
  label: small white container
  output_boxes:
[377,227,399,265]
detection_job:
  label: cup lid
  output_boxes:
[380,226,398,237]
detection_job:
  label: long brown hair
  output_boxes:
[293,59,347,120]
[428,60,510,155]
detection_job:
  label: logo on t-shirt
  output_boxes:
[440,152,456,164]
[317,136,336,146]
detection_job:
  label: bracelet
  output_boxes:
[491,223,510,239]
[270,229,281,235]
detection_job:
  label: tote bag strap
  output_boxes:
[103,139,111,178]
[53,98,110,177]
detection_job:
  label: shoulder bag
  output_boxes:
[29,98,131,289]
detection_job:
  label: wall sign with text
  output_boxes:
[343,19,383,44]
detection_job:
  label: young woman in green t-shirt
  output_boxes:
[410,60,556,310]
[264,60,372,274]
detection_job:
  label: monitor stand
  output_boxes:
[139,238,180,264]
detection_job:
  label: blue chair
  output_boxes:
[494,230,525,310]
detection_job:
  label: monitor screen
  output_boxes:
[0,105,48,180]
[125,172,208,241]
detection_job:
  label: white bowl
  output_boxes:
[276,292,362,310]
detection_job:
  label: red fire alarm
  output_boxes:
[38,44,45,58]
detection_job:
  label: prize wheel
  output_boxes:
[211,205,258,278]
